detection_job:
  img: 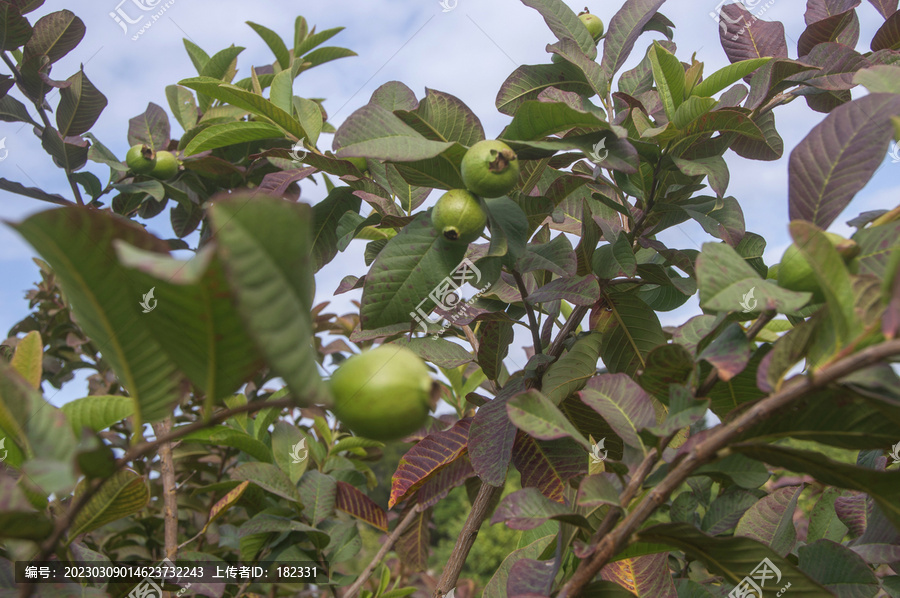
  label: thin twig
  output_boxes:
[558,338,900,597]
[547,305,589,358]
[433,481,504,597]
[344,504,426,598]
[513,270,543,354]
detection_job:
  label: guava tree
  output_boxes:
[1,0,900,597]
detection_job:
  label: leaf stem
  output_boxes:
[513,269,543,354]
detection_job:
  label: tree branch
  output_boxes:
[547,305,589,358]
[558,338,900,597]
[513,270,543,354]
[343,504,427,598]
[433,481,504,597]
[151,417,178,562]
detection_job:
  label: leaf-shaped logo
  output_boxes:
[0,437,7,462]
[740,286,757,313]
[590,437,608,463]
[589,137,608,163]
[890,441,900,465]
[290,138,308,163]
[439,0,458,12]
[139,287,157,313]
[289,438,308,464]
[890,141,900,164]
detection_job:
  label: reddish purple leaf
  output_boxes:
[871,9,900,51]
[805,0,862,24]
[717,3,788,64]
[414,455,476,508]
[697,323,751,382]
[512,433,586,504]
[468,380,528,486]
[528,274,600,306]
[334,481,387,532]
[258,167,317,197]
[788,43,871,90]
[788,93,900,228]
[396,504,431,571]
[127,102,171,151]
[491,487,570,530]
[735,485,803,556]
[867,0,899,19]
[834,491,870,537]
[601,553,677,597]
[478,320,515,381]
[507,559,557,597]
[797,10,860,57]
[745,59,819,110]
[601,0,666,77]
[389,418,471,508]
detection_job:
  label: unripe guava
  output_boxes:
[150,150,179,180]
[126,144,156,174]
[579,12,604,41]
[331,345,433,442]
[460,140,520,198]
[777,231,859,301]
[432,189,487,244]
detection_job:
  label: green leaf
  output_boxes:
[576,474,621,508]
[807,488,848,543]
[293,96,323,146]
[295,26,344,57]
[396,87,485,146]
[311,187,361,272]
[476,321,514,380]
[334,103,453,161]
[694,453,770,489]
[639,522,832,596]
[183,39,210,74]
[12,209,181,427]
[69,469,150,538]
[209,194,327,405]
[0,476,52,540]
[181,427,273,463]
[9,330,41,388]
[179,76,306,140]
[201,45,244,82]
[731,443,900,530]
[298,471,337,526]
[246,21,290,70]
[298,46,356,69]
[672,96,717,130]
[271,422,308,484]
[692,58,772,97]
[507,390,591,449]
[231,462,301,503]
[166,84,198,131]
[594,292,665,376]
[496,63,594,115]
[115,243,263,404]
[542,332,603,405]
[56,68,107,137]
[798,540,879,598]
[183,120,284,156]
[503,99,609,141]
[0,95,39,126]
[696,242,811,314]
[61,395,134,433]
[649,41,685,121]
[359,213,467,330]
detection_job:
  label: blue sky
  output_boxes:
[1,0,897,407]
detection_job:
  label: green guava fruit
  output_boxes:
[579,12,604,41]
[331,345,433,442]
[460,140,520,198]
[778,231,859,301]
[432,189,487,244]
[126,144,156,174]
[150,150,179,180]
